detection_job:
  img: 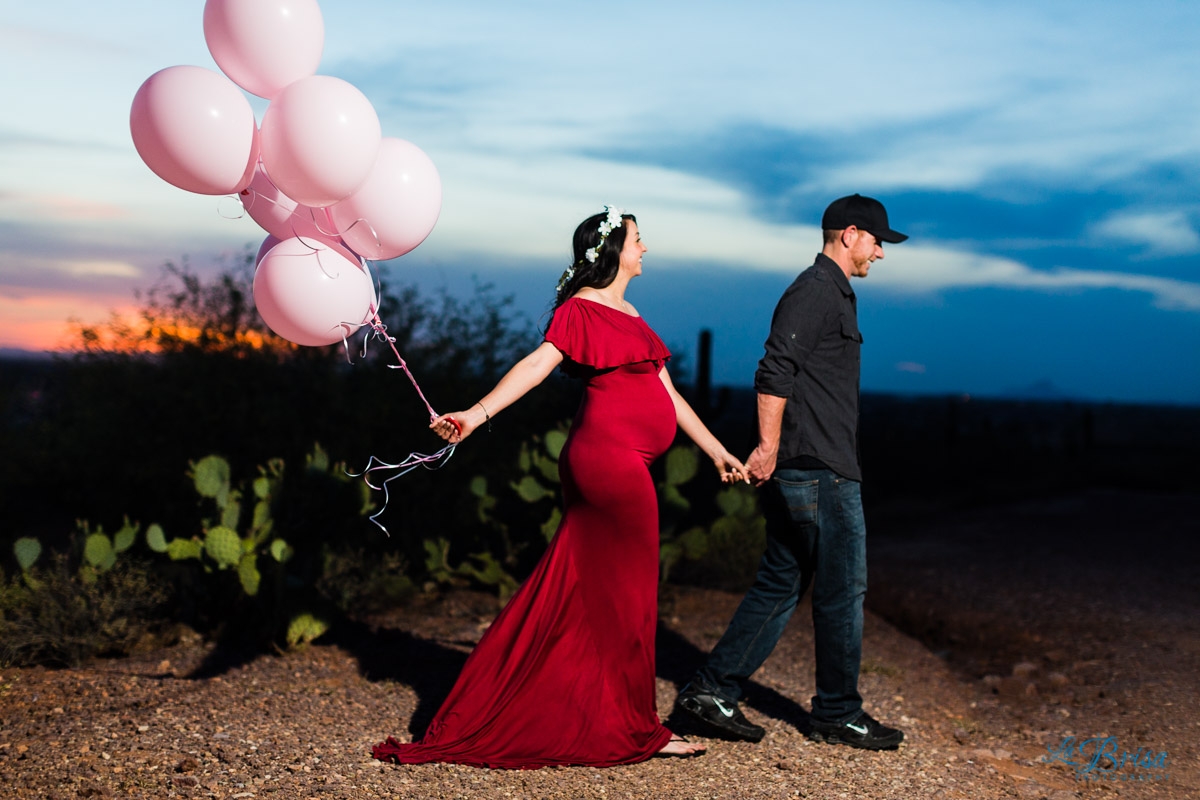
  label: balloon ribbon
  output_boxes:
[347,311,456,535]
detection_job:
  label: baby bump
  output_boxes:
[569,365,676,461]
[557,366,675,511]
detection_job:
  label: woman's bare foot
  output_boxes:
[656,735,706,757]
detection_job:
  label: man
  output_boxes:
[674,194,907,751]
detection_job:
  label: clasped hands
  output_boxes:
[713,443,779,486]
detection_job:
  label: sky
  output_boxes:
[2,0,1199,405]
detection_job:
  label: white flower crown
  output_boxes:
[585,205,626,263]
[557,204,626,294]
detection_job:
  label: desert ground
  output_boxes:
[1,487,1195,799]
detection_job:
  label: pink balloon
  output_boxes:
[253,235,377,346]
[240,161,333,240]
[330,138,443,260]
[130,65,259,195]
[203,0,324,99]
[259,76,382,208]
[255,234,282,267]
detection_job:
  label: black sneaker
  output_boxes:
[807,711,904,750]
[674,682,765,742]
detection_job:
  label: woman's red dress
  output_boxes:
[372,297,677,768]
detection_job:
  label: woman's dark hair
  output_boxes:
[552,210,637,311]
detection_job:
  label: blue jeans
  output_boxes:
[695,468,867,724]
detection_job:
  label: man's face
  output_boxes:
[848,227,883,278]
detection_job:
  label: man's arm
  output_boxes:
[745,393,787,486]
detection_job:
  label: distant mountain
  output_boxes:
[996,379,1071,401]
[0,347,54,362]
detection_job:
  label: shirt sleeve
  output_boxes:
[754,277,831,397]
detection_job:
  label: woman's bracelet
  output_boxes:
[477,401,492,432]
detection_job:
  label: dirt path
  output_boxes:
[0,488,1194,799]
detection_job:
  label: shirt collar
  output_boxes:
[814,252,854,298]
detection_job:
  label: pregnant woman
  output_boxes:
[372,207,746,768]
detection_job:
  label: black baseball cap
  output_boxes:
[821,194,908,243]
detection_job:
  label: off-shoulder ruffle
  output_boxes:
[544,297,671,371]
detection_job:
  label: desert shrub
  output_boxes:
[0,550,169,668]
[317,548,416,615]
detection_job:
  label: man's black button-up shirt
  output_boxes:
[754,253,863,481]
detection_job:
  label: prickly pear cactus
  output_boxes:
[167,538,203,561]
[692,484,767,586]
[716,485,748,516]
[145,524,168,553]
[456,425,573,594]
[251,496,272,530]
[679,526,709,559]
[204,526,243,569]
[660,446,699,513]
[268,539,293,563]
[461,552,519,600]
[540,507,562,542]
[237,553,260,596]
[305,443,330,473]
[544,429,567,460]
[191,455,232,507]
[511,474,554,503]
[141,444,369,646]
[13,537,42,571]
[154,452,285,597]
[219,496,242,531]
[665,446,699,486]
[84,533,116,572]
[423,537,453,580]
[112,520,138,554]
[286,613,328,649]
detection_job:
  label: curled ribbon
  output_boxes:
[345,309,456,535]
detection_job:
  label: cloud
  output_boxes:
[1090,209,1200,256]
[589,118,1200,240]
[0,193,130,222]
[0,23,131,58]
[424,151,801,264]
[0,129,127,155]
[52,259,142,279]
[895,362,927,374]
[872,244,1200,311]
[412,141,1200,315]
[0,251,143,289]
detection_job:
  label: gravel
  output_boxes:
[1,488,1194,799]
